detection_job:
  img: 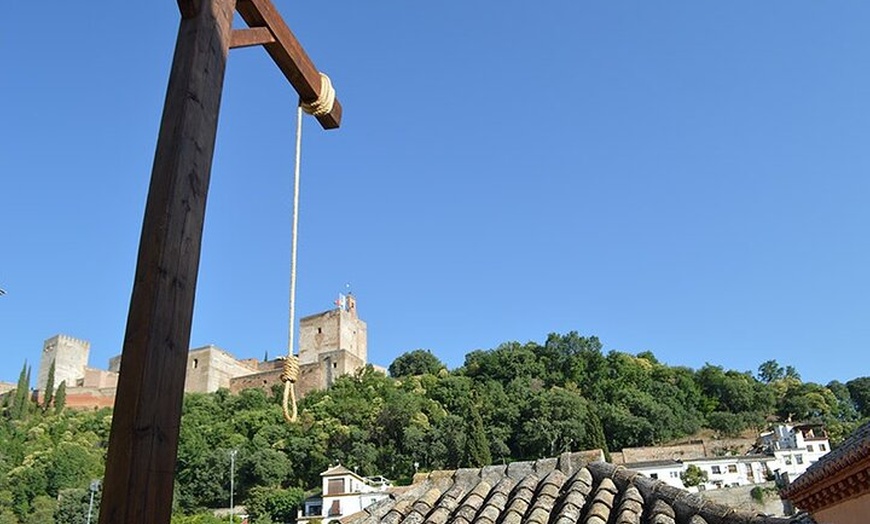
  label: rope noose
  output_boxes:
[281,73,336,424]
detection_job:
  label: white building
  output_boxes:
[686,455,777,491]
[298,465,391,523]
[624,460,685,488]
[757,423,831,480]
[627,455,776,492]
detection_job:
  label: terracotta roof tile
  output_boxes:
[782,419,870,498]
[342,452,804,524]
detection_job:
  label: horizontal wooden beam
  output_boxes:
[230,27,275,48]
[236,0,342,129]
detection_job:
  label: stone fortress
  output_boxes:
[34,294,378,409]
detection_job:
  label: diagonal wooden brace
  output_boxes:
[235,0,343,129]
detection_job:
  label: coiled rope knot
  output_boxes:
[300,73,335,116]
[280,355,300,383]
[279,355,300,423]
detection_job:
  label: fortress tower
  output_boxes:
[230,294,371,396]
[37,334,90,391]
[299,294,366,364]
[297,293,367,389]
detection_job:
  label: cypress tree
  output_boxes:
[465,408,492,467]
[11,361,30,419]
[585,409,611,462]
[54,380,67,414]
[43,359,56,411]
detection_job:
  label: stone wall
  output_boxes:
[230,368,284,395]
[185,345,260,393]
[230,353,369,399]
[83,368,119,389]
[38,335,90,391]
[612,442,707,465]
[697,481,786,516]
[62,388,117,410]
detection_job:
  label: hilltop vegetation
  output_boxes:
[2,332,868,523]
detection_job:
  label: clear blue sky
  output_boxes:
[2,1,868,386]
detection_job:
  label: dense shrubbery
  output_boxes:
[2,332,869,523]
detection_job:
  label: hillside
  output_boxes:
[2,331,869,523]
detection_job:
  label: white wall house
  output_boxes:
[758,423,831,480]
[685,456,776,492]
[298,465,391,523]
[625,460,685,489]
[627,455,776,492]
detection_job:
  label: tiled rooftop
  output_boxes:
[343,452,808,524]
[782,419,870,499]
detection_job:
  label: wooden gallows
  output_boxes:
[99,0,341,522]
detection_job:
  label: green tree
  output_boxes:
[681,464,708,488]
[598,403,655,451]
[10,362,31,420]
[846,377,870,417]
[389,350,445,378]
[24,495,56,524]
[465,408,491,467]
[707,411,750,437]
[245,486,304,524]
[170,513,231,524]
[0,508,18,524]
[54,488,91,524]
[240,449,292,491]
[54,381,67,414]
[42,360,56,412]
[757,360,784,383]
[516,388,593,459]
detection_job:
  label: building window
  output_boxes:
[796,454,803,465]
[711,466,721,474]
[670,471,680,478]
[807,445,814,452]
[318,327,322,334]
[327,478,345,495]
[650,473,659,479]
[819,444,827,452]
[727,465,737,473]
[328,500,341,516]
[784,455,792,465]
[192,359,198,369]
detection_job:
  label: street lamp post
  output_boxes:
[86,479,101,524]
[229,450,238,523]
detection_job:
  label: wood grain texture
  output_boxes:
[176,0,198,19]
[98,0,235,522]
[230,27,275,48]
[236,0,342,129]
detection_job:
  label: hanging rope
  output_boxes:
[282,72,335,424]
[281,101,304,424]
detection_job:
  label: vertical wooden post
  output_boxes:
[99,0,235,522]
